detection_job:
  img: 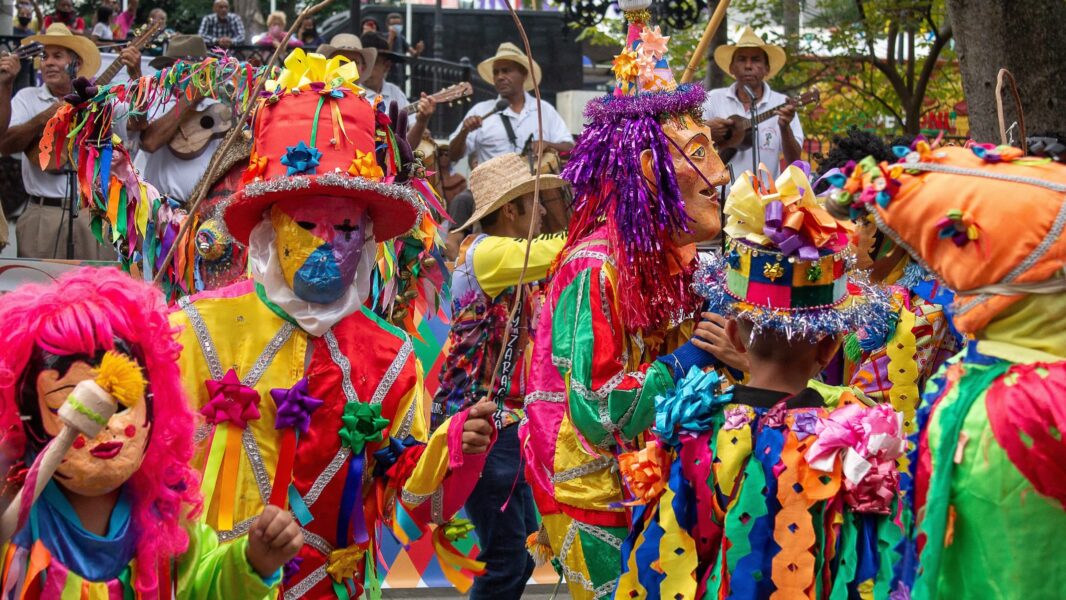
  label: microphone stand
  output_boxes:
[63,61,78,260]
[743,84,761,188]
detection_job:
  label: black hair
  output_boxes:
[814,127,896,194]
[96,5,113,25]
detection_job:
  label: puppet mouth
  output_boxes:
[90,441,123,459]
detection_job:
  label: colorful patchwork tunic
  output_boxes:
[520,231,686,600]
[1,482,278,599]
[903,340,1066,599]
[172,279,491,598]
[431,233,564,430]
[617,372,908,599]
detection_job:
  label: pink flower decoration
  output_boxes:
[723,406,751,430]
[202,369,261,429]
[639,25,670,60]
[635,52,658,82]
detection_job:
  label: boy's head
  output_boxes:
[728,317,841,379]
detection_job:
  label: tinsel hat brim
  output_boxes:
[693,253,892,340]
[226,172,424,245]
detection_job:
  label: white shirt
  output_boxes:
[10,85,128,198]
[91,22,113,40]
[449,93,573,166]
[364,81,408,111]
[139,98,221,202]
[703,82,804,181]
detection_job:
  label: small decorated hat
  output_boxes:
[822,142,1066,335]
[698,162,890,339]
[225,49,426,245]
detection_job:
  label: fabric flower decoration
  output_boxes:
[618,440,669,504]
[792,411,819,440]
[722,406,752,430]
[638,26,670,60]
[386,443,426,489]
[201,369,261,429]
[270,377,324,434]
[242,149,268,184]
[372,435,422,476]
[936,209,982,248]
[762,403,788,428]
[611,49,640,84]
[442,518,476,542]
[338,402,390,454]
[283,556,303,585]
[634,51,658,82]
[281,140,322,176]
[348,149,384,180]
[326,545,365,583]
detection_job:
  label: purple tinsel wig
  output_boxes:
[559,83,707,331]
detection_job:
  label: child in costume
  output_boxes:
[616,163,905,599]
[0,268,302,598]
[519,3,734,597]
[171,49,496,598]
[831,144,1066,598]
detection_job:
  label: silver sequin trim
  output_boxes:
[284,566,327,600]
[193,425,210,445]
[324,330,360,404]
[576,520,623,550]
[396,397,417,439]
[178,296,224,380]
[242,171,427,232]
[302,530,334,556]
[551,455,616,484]
[217,516,256,542]
[431,488,444,525]
[599,267,612,329]
[562,249,613,268]
[245,323,296,387]
[304,447,351,507]
[524,391,565,405]
[558,521,594,593]
[242,426,273,502]
[401,486,432,507]
[371,336,412,406]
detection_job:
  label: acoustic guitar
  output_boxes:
[401,81,473,114]
[30,20,164,173]
[716,89,820,164]
[168,102,235,159]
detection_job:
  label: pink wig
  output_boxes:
[0,267,202,595]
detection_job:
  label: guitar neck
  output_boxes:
[94,23,161,86]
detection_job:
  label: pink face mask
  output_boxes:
[270,197,369,304]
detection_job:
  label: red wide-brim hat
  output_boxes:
[225,84,423,245]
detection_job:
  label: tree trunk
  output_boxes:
[946,0,1066,142]
[233,0,265,38]
[704,6,728,90]
[782,0,800,52]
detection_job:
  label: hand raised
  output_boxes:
[246,505,304,579]
[461,399,496,454]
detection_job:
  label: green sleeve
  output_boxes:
[551,266,674,446]
[176,522,280,599]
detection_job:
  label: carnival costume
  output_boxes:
[519,5,730,597]
[829,144,1066,598]
[0,268,281,599]
[172,50,492,598]
[615,162,906,599]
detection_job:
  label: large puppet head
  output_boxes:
[0,268,201,595]
[562,3,728,331]
[223,50,435,332]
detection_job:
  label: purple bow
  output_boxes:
[270,378,324,434]
[792,411,820,440]
[763,200,819,261]
[722,406,752,430]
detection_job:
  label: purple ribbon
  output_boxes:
[763,200,820,261]
[270,378,324,434]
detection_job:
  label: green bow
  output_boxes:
[338,402,390,454]
[442,518,476,542]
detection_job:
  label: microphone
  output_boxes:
[741,84,758,104]
[483,98,510,118]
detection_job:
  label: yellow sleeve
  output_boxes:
[390,358,429,443]
[471,233,566,298]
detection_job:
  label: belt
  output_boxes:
[30,196,66,208]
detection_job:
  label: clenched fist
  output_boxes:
[246,504,304,578]
[461,399,496,454]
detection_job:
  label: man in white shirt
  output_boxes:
[359,32,409,109]
[0,24,137,260]
[703,27,802,182]
[448,42,573,169]
[136,35,217,206]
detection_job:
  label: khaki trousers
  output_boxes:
[15,202,117,261]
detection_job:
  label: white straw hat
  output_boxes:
[477,42,542,92]
[459,153,566,231]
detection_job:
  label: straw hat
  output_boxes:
[317,33,377,69]
[713,26,787,80]
[459,153,566,230]
[477,42,541,92]
[149,34,209,70]
[23,23,100,78]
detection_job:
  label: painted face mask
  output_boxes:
[270,197,369,304]
[662,114,729,243]
[35,357,151,497]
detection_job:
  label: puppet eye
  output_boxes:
[296,221,316,230]
[690,145,707,159]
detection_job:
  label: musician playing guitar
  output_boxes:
[134,34,216,206]
[0,24,139,260]
[704,26,803,181]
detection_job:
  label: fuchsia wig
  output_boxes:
[0,268,202,595]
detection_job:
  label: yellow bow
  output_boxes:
[349,150,384,180]
[326,545,366,583]
[271,49,362,93]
